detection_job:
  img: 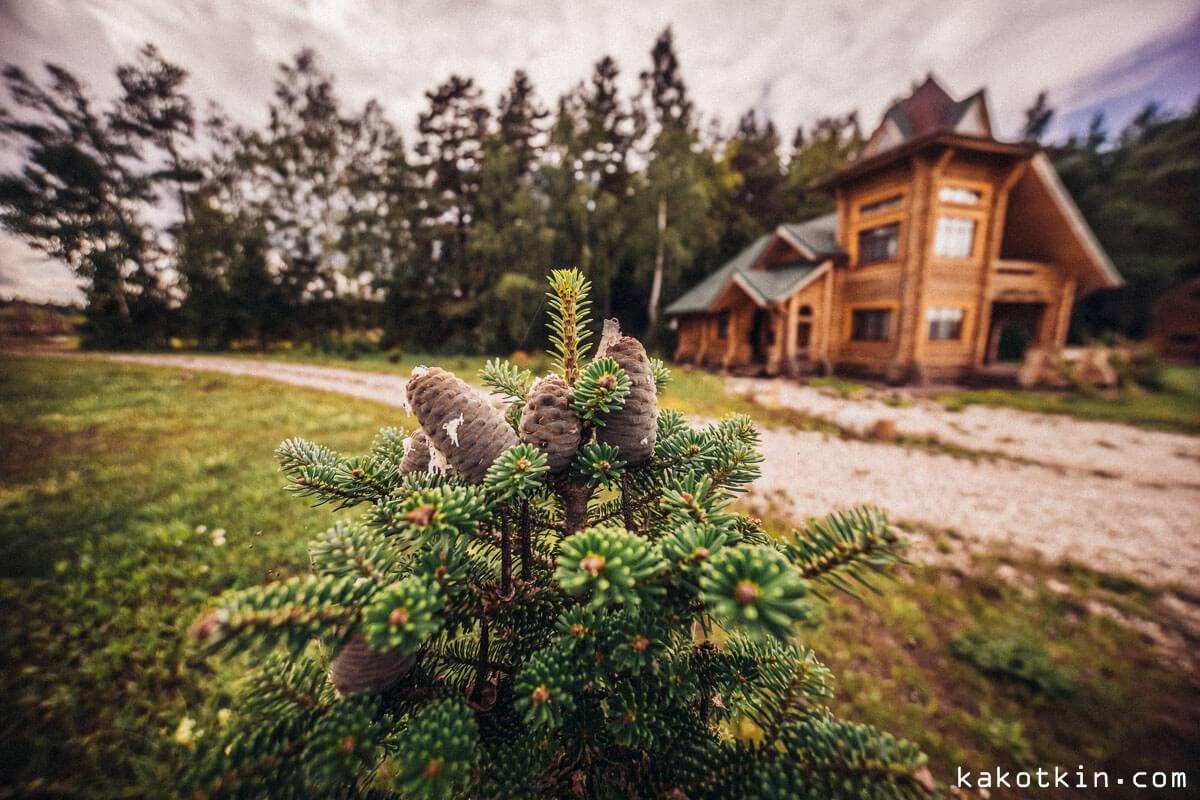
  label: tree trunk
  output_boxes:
[167,143,190,226]
[562,481,594,535]
[647,194,666,326]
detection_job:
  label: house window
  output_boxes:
[716,311,730,339]
[926,306,965,340]
[938,186,982,204]
[851,308,892,341]
[933,216,976,258]
[859,193,903,215]
[858,222,900,264]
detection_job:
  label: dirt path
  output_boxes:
[39,351,1200,590]
[729,376,1200,487]
[72,352,413,406]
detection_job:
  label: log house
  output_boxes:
[665,77,1122,382]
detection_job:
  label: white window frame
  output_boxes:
[933,216,976,258]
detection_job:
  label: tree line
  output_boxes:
[1,30,1195,352]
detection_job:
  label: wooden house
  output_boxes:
[665,77,1122,383]
[1148,276,1200,364]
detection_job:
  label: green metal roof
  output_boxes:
[664,214,840,316]
[663,234,771,315]
[781,213,843,256]
[739,264,821,303]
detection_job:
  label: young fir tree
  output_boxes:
[188,269,937,799]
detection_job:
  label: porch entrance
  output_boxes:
[750,308,773,363]
[986,302,1046,364]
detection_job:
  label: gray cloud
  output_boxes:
[0,235,84,305]
[4,0,1196,139]
[1,0,1196,303]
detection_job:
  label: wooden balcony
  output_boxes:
[990,259,1057,303]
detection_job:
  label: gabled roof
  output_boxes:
[736,264,822,306]
[780,214,844,258]
[1025,152,1122,291]
[664,214,839,315]
[860,76,992,161]
[664,235,770,315]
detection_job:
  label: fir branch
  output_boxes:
[310,520,398,581]
[480,359,533,405]
[570,358,631,423]
[190,575,376,656]
[276,437,342,473]
[479,526,557,572]
[370,426,411,468]
[648,357,672,393]
[546,268,593,384]
[777,507,907,598]
[188,734,311,800]
[427,640,517,675]
[286,464,377,510]
[716,636,832,736]
[769,711,937,798]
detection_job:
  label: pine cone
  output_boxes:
[595,336,657,465]
[400,429,431,474]
[330,634,416,695]
[406,367,518,484]
[519,376,581,472]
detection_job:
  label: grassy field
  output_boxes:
[1,355,1196,798]
[0,356,411,798]
[756,515,1200,799]
[934,365,1200,435]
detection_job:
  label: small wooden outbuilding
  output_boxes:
[1148,277,1200,364]
[666,77,1122,383]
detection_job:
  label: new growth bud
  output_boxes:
[580,555,606,576]
[735,581,758,605]
[406,503,435,526]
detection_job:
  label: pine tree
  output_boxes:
[497,70,550,180]
[719,109,788,261]
[187,269,937,799]
[109,43,200,226]
[785,112,864,221]
[1020,90,1054,144]
[0,59,174,346]
[547,55,644,321]
[640,27,695,328]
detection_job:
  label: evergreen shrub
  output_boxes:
[189,269,936,799]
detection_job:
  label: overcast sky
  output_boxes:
[2,0,1198,304]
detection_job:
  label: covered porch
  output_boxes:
[672,268,832,376]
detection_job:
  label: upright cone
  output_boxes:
[400,429,432,474]
[406,367,519,484]
[519,376,581,472]
[330,634,416,695]
[595,337,657,464]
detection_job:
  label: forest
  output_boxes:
[1,29,1196,353]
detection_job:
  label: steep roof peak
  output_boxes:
[859,76,992,160]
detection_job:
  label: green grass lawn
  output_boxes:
[791,543,1200,798]
[2,355,1196,798]
[0,356,414,798]
[935,366,1200,435]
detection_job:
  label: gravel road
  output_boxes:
[50,352,1200,590]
